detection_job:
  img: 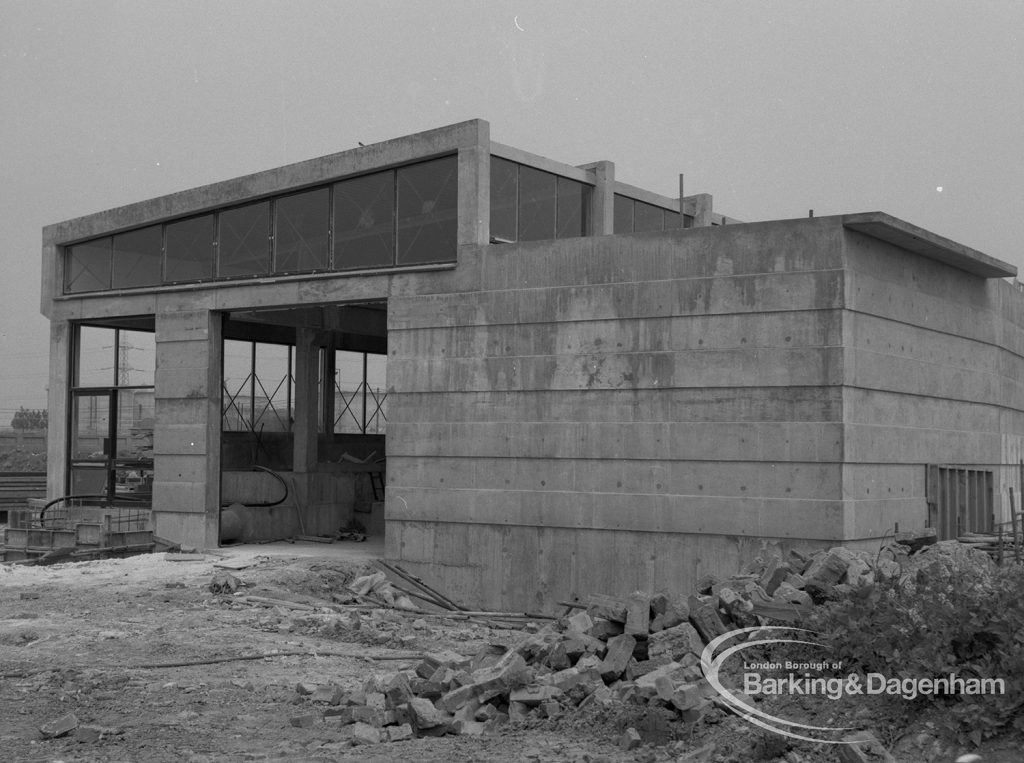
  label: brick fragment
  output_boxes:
[687,596,728,644]
[350,721,381,745]
[453,718,486,736]
[598,634,637,682]
[39,712,78,739]
[386,723,414,742]
[324,707,354,722]
[587,593,629,622]
[437,684,476,713]
[509,685,564,706]
[669,682,705,711]
[414,656,441,679]
[804,549,849,587]
[351,706,385,727]
[624,591,651,635]
[567,610,593,632]
[648,622,704,661]
[311,685,345,705]
[563,628,607,657]
[631,654,673,677]
[588,618,625,640]
[406,697,447,731]
[508,701,531,722]
[289,712,318,728]
[469,652,530,697]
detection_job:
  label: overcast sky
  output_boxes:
[1,0,1022,418]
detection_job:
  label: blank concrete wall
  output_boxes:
[842,229,1024,536]
[386,218,850,611]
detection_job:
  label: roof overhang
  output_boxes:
[842,212,1016,279]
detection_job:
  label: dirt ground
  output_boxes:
[1,545,1020,763]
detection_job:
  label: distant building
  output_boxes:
[41,120,1022,610]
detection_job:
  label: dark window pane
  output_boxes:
[396,155,458,265]
[72,394,110,459]
[556,177,591,239]
[66,238,112,293]
[165,215,215,282]
[112,226,162,289]
[683,214,694,229]
[274,187,329,273]
[333,171,395,269]
[664,210,681,230]
[218,201,270,277]
[633,201,664,232]
[613,195,633,234]
[518,166,556,241]
[490,157,518,242]
[71,465,108,495]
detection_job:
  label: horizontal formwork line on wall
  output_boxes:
[385,455,1015,469]
[388,286,844,331]
[843,383,1024,419]
[468,264,848,293]
[385,486,846,539]
[844,307,1024,365]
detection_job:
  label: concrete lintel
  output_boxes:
[843,212,1016,279]
[43,119,491,245]
[490,142,594,185]
[613,180,679,212]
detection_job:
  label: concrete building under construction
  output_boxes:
[40,119,1024,610]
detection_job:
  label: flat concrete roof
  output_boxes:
[843,211,1016,279]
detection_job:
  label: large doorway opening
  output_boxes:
[219,301,387,544]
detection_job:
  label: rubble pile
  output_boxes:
[265,532,965,749]
[287,591,720,748]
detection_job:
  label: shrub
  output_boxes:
[808,546,1024,746]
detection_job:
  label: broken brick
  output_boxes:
[587,618,625,640]
[406,697,447,731]
[386,723,414,742]
[453,718,486,736]
[351,706,385,727]
[624,590,651,635]
[39,712,78,739]
[587,593,629,622]
[567,610,593,632]
[648,622,704,661]
[436,684,476,714]
[289,711,318,728]
[509,685,564,707]
[687,595,728,644]
[350,721,382,745]
[598,633,637,682]
[311,685,346,705]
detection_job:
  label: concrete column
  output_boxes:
[293,328,320,473]
[45,320,71,501]
[457,120,490,247]
[579,161,615,235]
[693,193,714,227]
[151,310,222,549]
